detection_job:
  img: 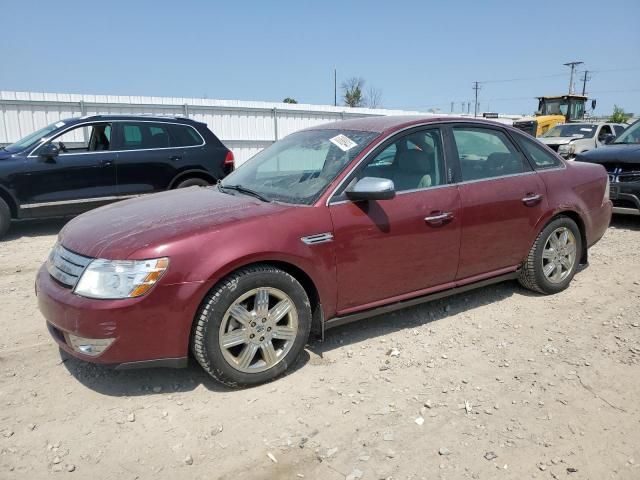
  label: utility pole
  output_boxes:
[450,101,454,113]
[334,68,337,107]
[473,81,481,117]
[563,61,583,94]
[581,70,591,96]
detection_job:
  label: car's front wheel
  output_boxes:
[519,216,582,294]
[191,265,311,387]
[0,198,11,239]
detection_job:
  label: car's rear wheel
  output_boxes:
[519,216,582,294]
[191,265,311,387]
[0,198,11,239]
[175,178,211,188]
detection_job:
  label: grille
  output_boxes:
[619,171,640,183]
[46,244,92,288]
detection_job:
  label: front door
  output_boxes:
[329,127,462,313]
[450,125,548,280]
[16,122,117,217]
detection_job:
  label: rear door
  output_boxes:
[113,121,183,195]
[450,125,548,280]
[329,127,462,312]
[17,122,117,217]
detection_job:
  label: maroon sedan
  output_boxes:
[36,117,612,387]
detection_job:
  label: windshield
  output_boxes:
[614,120,640,144]
[4,122,63,153]
[221,129,378,205]
[542,124,596,139]
[540,99,568,116]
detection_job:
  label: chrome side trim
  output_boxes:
[301,232,334,245]
[27,120,205,158]
[21,194,144,209]
[612,207,640,216]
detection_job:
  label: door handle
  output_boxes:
[424,211,454,226]
[100,159,114,167]
[169,155,182,161]
[522,193,543,206]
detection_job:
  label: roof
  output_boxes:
[64,114,200,124]
[304,115,510,134]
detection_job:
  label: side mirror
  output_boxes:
[591,99,597,110]
[345,177,396,201]
[38,143,59,160]
[602,134,615,145]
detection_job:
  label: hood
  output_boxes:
[0,149,13,160]
[59,187,290,259]
[539,137,573,146]
[576,143,640,165]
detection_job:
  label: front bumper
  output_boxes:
[609,183,640,216]
[36,265,205,368]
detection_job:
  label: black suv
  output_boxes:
[0,115,234,237]
[576,119,640,216]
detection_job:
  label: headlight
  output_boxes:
[558,144,575,154]
[74,257,169,299]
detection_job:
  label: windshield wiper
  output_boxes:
[218,183,271,202]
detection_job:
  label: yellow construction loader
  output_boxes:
[512,95,591,137]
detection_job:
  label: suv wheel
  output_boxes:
[191,265,311,387]
[519,216,582,294]
[0,198,10,239]
[175,178,211,188]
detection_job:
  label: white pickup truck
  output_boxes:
[539,122,627,160]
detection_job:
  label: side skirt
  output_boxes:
[324,271,519,332]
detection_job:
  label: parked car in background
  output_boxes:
[0,115,234,238]
[539,122,626,160]
[37,116,611,387]
[576,119,640,216]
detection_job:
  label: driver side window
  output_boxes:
[47,123,112,154]
[358,128,445,192]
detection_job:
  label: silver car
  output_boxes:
[539,122,627,160]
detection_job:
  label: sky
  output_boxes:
[1,0,639,116]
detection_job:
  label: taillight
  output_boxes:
[604,176,610,203]
[224,151,235,167]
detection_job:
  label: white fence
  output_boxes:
[0,91,517,165]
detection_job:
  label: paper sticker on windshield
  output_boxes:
[55,121,65,128]
[330,134,358,152]
[580,128,593,132]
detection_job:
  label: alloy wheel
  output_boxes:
[541,227,577,284]
[218,287,298,373]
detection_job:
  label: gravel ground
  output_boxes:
[0,216,639,480]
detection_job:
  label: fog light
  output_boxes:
[64,333,114,356]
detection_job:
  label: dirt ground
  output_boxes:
[0,216,639,480]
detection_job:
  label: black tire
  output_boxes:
[518,216,582,294]
[0,198,10,239]
[175,178,211,189]
[191,265,311,388]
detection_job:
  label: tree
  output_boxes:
[609,104,630,123]
[282,97,298,104]
[366,86,383,108]
[342,77,365,108]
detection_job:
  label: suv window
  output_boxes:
[452,127,531,181]
[516,134,563,170]
[358,128,445,192]
[168,124,203,147]
[598,125,613,141]
[613,125,626,136]
[120,122,171,150]
[46,123,112,154]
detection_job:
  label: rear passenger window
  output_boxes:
[516,135,563,170]
[452,127,531,181]
[120,122,170,150]
[169,124,203,147]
